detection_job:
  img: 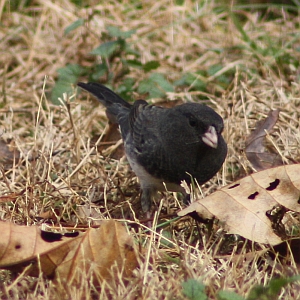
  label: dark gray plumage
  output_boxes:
[77,82,227,212]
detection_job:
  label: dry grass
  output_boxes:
[0,0,300,299]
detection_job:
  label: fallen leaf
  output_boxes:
[38,209,59,221]
[77,204,103,225]
[0,192,22,203]
[0,139,20,167]
[178,164,300,245]
[245,109,283,171]
[0,220,138,285]
[0,187,27,203]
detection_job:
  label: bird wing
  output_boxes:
[127,104,174,180]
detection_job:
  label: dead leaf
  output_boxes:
[77,204,103,225]
[38,209,59,221]
[245,109,283,171]
[178,164,300,245]
[0,139,21,167]
[0,192,22,203]
[0,220,138,285]
[0,187,27,203]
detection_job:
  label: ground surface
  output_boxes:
[0,1,300,299]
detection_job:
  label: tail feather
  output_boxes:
[77,82,132,109]
[78,82,132,125]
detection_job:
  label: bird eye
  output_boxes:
[189,119,197,127]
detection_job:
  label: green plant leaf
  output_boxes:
[107,26,136,38]
[182,279,207,300]
[91,41,119,58]
[124,44,141,56]
[51,64,84,104]
[116,77,135,101]
[57,64,83,81]
[218,290,245,300]
[142,60,160,72]
[174,72,206,91]
[149,73,174,92]
[90,63,109,81]
[51,82,74,105]
[64,18,84,35]
[137,79,161,98]
[125,59,143,69]
[159,229,174,247]
[207,64,223,77]
[247,275,300,300]
[138,73,174,99]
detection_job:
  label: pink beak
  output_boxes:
[202,126,218,149]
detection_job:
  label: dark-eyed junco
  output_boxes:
[77,82,227,212]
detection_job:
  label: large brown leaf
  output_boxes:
[0,220,138,285]
[178,164,300,245]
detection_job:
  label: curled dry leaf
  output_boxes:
[245,109,283,171]
[0,220,138,285]
[178,164,300,245]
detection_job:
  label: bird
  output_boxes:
[77,82,227,212]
